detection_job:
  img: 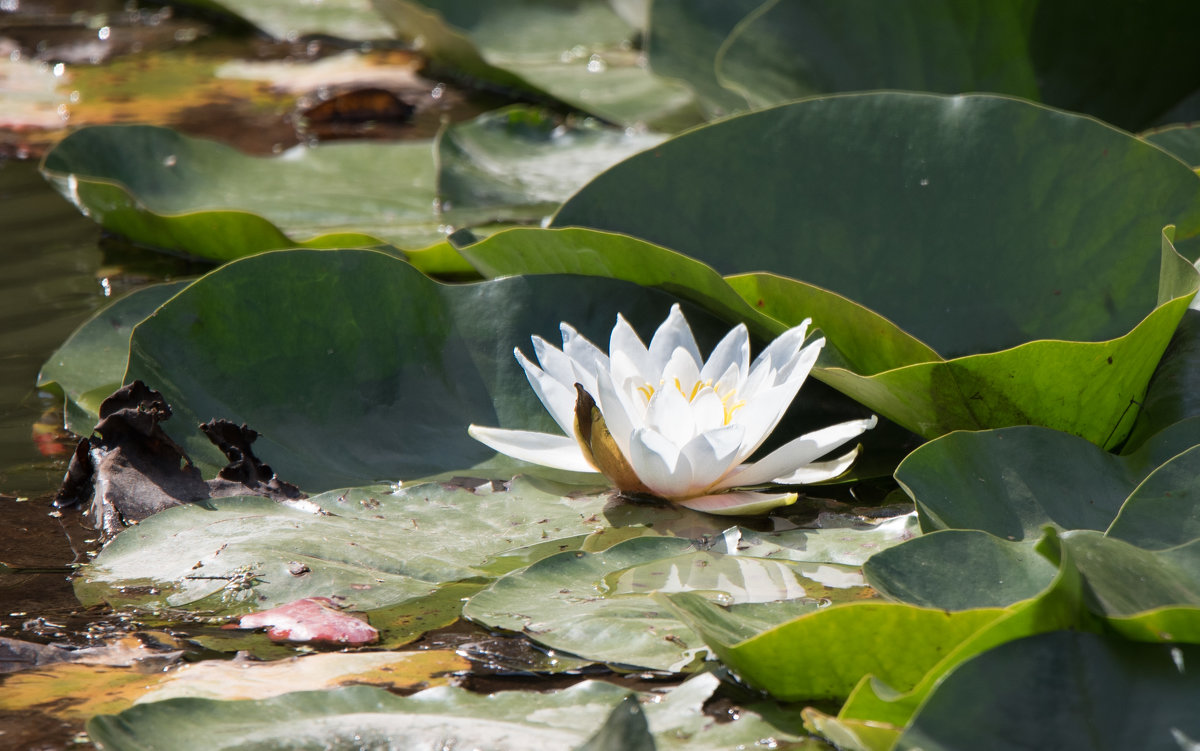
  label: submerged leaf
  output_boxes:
[87,676,811,751]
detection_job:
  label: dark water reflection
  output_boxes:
[0,159,103,495]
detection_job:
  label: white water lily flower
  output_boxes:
[468,305,877,515]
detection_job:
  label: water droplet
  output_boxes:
[586,54,607,73]
[919,178,929,186]
[52,62,65,77]
[97,26,110,41]
[1172,646,1186,673]
[431,83,445,100]
[162,154,177,167]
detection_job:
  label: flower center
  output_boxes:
[636,378,745,425]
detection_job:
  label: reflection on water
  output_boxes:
[0,159,203,493]
[0,158,103,494]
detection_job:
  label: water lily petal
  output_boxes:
[717,416,878,490]
[680,424,745,490]
[644,384,696,447]
[777,336,824,384]
[660,345,703,395]
[531,335,575,387]
[727,380,809,462]
[689,387,727,433]
[467,425,596,473]
[514,348,577,436]
[751,318,811,375]
[609,348,650,416]
[648,304,702,375]
[674,490,798,516]
[593,366,638,458]
[629,427,698,498]
[561,323,608,393]
[610,314,652,380]
[772,445,863,484]
[700,322,750,385]
[712,360,744,399]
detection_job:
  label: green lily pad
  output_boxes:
[372,0,703,130]
[461,227,941,376]
[716,513,919,568]
[172,0,396,41]
[1145,123,1200,169]
[463,535,844,671]
[436,106,664,229]
[87,675,814,751]
[1122,309,1200,451]
[41,125,449,255]
[863,526,1200,634]
[711,1,1200,133]
[715,1,1038,109]
[897,632,1200,751]
[36,281,188,436]
[863,530,1057,610]
[896,426,1139,538]
[121,247,729,490]
[555,94,1200,355]
[895,424,1200,540]
[1061,531,1200,623]
[577,695,655,751]
[644,0,756,118]
[549,95,1200,445]
[666,592,1004,701]
[1106,446,1200,550]
[828,529,1088,731]
[75,480,616,615]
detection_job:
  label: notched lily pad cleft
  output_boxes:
[55,381,304,538]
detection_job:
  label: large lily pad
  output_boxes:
[667,593,1004,702]
[895,424,1200,540]
[863,530,1057,610]
[1145,124,1200,170]
[897,632,1200,751]
[37,281,188,435]
[702,0,1200,132]
[76,481,615,615]
[87,675,816,751]
[371,0,703,130]
[462,227,940,375]
[463,535,861,671]
[41,124,446,258]
[808,530,1088,740]
[551,93,1200,446]
[715,1,1037,109]
[644,0,756,118]
[121,247,728,489]
[555,94,1200,356]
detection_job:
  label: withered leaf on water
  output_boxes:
[55,381,303,538]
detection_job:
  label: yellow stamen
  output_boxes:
[636,377,745,425]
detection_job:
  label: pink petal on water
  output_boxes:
[230,597,378,645]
